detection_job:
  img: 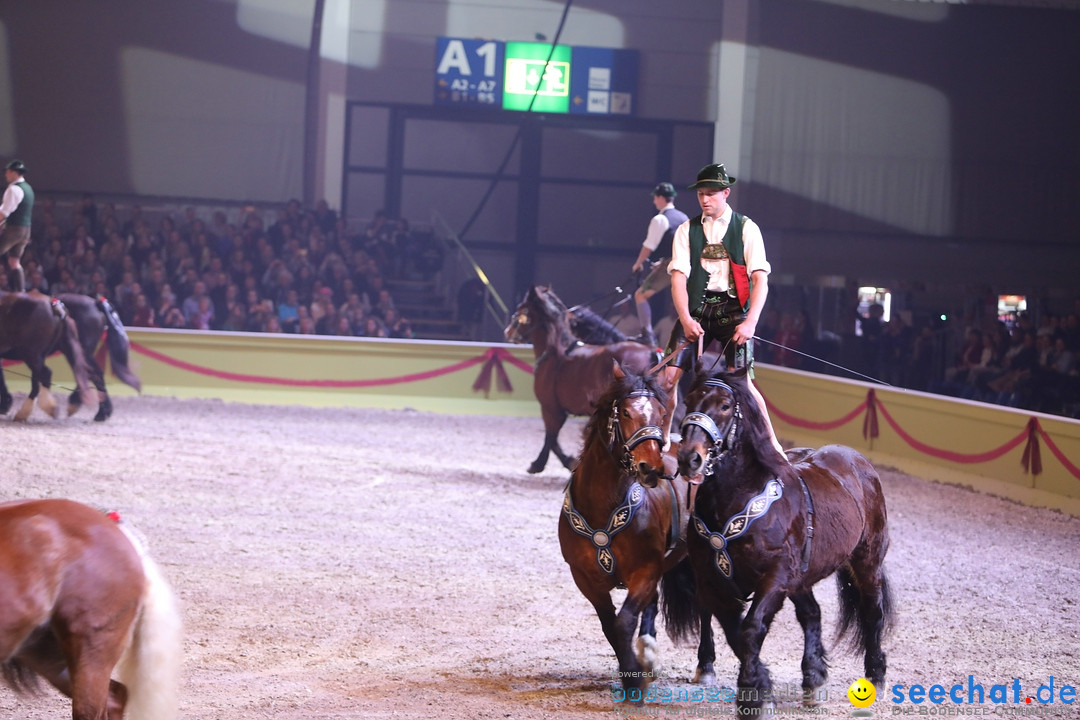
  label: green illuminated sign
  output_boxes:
[502,42,572,113]
[435,37,638,115]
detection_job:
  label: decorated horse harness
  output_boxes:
[681,378,816,591]
[562,387,676,577]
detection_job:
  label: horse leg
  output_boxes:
[734,588,786,714]
[567,567,639,698]
[613,581,661,696]
[840,556,892,687]
[64,617,138,720]
[10,629,129,720]
[529,408,568,473]
[528,433,556,474]
[551,439,576,470]
[93,392,113,422]
[13,366,38,421]
[36,364,59,419]
[791,591,828,705]
[692,610,718,685]
[0,369,11,415]
[635,598,659,678]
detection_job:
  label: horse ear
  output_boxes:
[657,365,679,394]
[612,359,626,380]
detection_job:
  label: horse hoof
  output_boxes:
[67,401,81,417]
[38,390,59,419]
[635,634,659,674]
[527,462,545,474]
[693,668,717,686]
[14,398,34,422]
[93,408,111,422]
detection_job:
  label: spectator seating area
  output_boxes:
[6,195,472,341]
[5,192,1078,420]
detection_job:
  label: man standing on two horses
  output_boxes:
[631,182,688,347]
[664,162,786,458]
[0,159,34,293]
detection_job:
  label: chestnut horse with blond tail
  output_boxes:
[0,499,182,720]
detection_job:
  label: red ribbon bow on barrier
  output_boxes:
[472,347,516,397]
[862,389,879,441]
[1022,417,1043,476]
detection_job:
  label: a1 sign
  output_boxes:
[435,38,503,107]
[435,37,637,116]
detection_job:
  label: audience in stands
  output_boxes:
[14,196,432,343]
[5,193,1078,419]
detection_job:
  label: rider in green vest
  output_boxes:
[0,159,35,292]
[664,163,785,459]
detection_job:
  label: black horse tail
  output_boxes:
[834,565,895,653]
[57,309,95,404]
[660,556,700,645]
[96,297,142,392]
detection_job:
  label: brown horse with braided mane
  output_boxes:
[560,362,716,702]
[0,290,94,420]
[672,368,894,714]
[504,285,658,473]
[0,498,182,719]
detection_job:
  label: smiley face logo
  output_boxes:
[848,678,877,708]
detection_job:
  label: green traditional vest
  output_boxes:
[686,212,750,314]
[7,180,34,227]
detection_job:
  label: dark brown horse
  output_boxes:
[559,363,712,701]
[56,293,142,421]
[0,291,94,421]
[674,368,894,714]
[0,498,182,720]
[504,285,658,473]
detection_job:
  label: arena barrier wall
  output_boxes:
[754,365,1080,518]
[4,329,1078,516]
[2,328,540,416]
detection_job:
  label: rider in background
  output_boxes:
[630,182,688,347]
[0,159,35,292]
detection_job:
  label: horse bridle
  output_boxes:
[679,378,741,478]
[607,389,666,477]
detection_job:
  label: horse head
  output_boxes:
[677,369,745,481]
[503,285,575,350]
[504,286,540,343]
[597,362,677,488]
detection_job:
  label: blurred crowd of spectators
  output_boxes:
[2,195,452,340]
[5,192,1078,419]
[755,302,1080,419]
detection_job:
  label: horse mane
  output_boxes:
[582,368,669,448]
[702,369,791,480]
[528,286,580,351]
[570,306,628,345]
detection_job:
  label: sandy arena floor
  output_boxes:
[2,394,1078,719]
